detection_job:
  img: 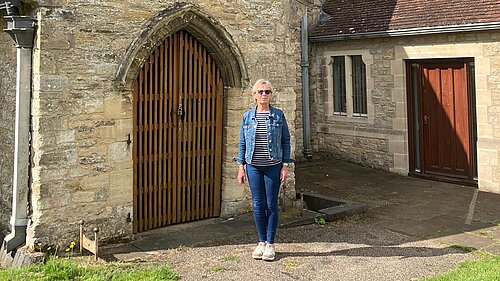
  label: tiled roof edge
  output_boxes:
[310,22,500,42]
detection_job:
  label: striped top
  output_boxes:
[251,111,281,166]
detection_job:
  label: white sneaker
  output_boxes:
[252,242,266,259]
[262,243,275,261]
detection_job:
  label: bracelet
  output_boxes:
[283,163,289,167]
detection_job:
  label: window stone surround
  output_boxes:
[323,50,375,124]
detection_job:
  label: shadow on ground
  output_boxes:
[101,159,500,262]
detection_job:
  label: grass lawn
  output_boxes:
[0,258,179,281]
[422,255,500,281]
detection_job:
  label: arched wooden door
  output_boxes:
[133,30,223,232]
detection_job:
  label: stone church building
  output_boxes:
[0,0,320,253]
[1,0,500,258]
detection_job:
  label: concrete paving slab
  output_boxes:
[130,214,257,251]
[468,226,500,244]
[490,227,500,240]
[370,203,440,221]
[420,214,495,234]
[373,217,454,238]
[483,244,500,255]
[473,211,500,224]
[97,243,146,262]
[277,209,320,229]
[434,232,497,251]
[422,205,471,219]
[459,221,497,233]
[364,211,392,223]
[385,177,437,188]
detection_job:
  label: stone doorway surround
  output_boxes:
[116,3,249,225]
[391,41,498,193]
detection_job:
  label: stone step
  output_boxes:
[1,244,44,268]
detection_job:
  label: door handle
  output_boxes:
[423,115,430,125]
[177,104,183,117]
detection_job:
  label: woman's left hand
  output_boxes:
[280,166,288,182]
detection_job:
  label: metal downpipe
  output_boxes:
[301,11,313,160]
[1,0,35,253]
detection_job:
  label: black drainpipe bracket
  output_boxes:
[4,15,36,48]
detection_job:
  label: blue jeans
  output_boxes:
[246,163,282,244]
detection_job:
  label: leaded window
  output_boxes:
[351,55,367,116]
[333,56,346,114]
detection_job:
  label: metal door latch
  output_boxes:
[126,133,131,149]
[423,115,430,124]
[177,104,183,116]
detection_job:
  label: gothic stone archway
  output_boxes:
[116,3,247,232]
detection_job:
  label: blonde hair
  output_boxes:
[251,79,273,94]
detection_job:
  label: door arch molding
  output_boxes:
[116,2,248,90]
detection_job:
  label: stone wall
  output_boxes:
[309,30,500,193]
[310,38,398,170]
[27,0,307,247]
[0,27,16,235]
[316,128,392,170]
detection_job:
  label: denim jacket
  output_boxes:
[236,106,291,165]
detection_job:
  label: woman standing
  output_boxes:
[236,79,292,261]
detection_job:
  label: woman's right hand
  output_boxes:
[237,168,246,184]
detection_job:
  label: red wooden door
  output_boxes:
[420,61,472,179]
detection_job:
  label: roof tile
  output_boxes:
[311,0,500,38]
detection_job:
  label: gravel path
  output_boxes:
[122,219,474,281]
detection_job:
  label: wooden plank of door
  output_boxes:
[167,36,174,225]
[453,65,470,175]
[422,67,432,172]
[181,31,186,222]
[148,52,154,230]
[190,38,197,221]
[174,32,181,224]
[140,60,148,232]
[159,42,166,227]
[204,52,211,218]
[428,67,443,172]
[194,41,201,220]
[186,34,193,222]
[182,31,188,222]
[208,56,215,217]
[200,47,207,218]
[441,67,454,172]
[153,48,159,228]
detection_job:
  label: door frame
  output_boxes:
[405,58,478,186]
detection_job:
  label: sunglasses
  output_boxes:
[256,90,272,95]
